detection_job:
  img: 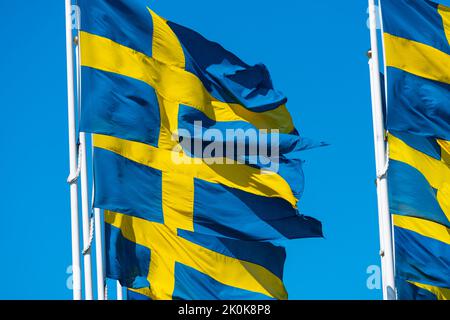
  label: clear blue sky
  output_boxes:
[2,0,448,300]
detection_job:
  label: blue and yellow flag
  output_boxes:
[105,211,288,300]
[77,0,324,299]
[382,0,450,140]
[387,132,450,300]
[78,0,323,242]
[381,0,450,300]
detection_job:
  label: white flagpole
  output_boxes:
[368,0,396,300]
[79,133,94,300]
[117,282,123,300]
[91,139,106,300]
[90,133,106,299]
[73,16,94,299]
[65,0,82,300]
[94,207,106,300]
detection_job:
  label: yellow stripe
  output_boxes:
[384,33,450,85]
[438,4,450,46]
[148,9,184,150]
[148,8,185,68]
[162,172,194,231]
[79,31,294,134]
[408,281,450,300]
[389,134,450,221]
[93,134,298,206]
[156,94,180,150]
[105,211,287,300]
[437,140,450,217]
[146,245,176,300]
[213,101,293,132]
[438,140,450,165]
[436,188,450,224]
[393,215,450,245]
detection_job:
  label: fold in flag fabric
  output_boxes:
[77,0,324,300]
[382,0,450,300]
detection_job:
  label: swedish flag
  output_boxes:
[105,211,288,300]
[382,0,450,140]
[388,132,450,300]
[381,0,450,300]
[77,0,323,299]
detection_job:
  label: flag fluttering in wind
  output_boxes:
[381,0,450,300]
[104,211,288,300]
[78,0,323,299]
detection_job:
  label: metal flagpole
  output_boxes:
[117,282,123,300]
[79,133,94,300]
[94,207,106,300]
[368,0,396,300]
[90,138,106,300]
[65,0,82,300]
[74,28,94,299]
